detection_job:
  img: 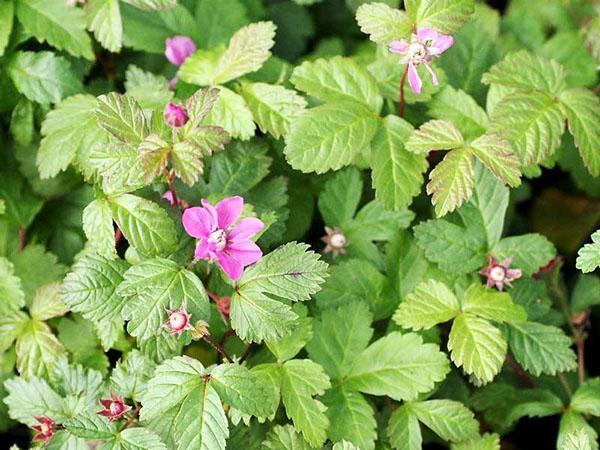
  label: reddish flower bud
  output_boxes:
[163,304,195,335]
[98,392,132,422]
[165,36,196,66]
[163,103,188,128]
[32,416,56,444]
[479,255,522,291]
[321,226,348,258]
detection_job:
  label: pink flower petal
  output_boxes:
[389,40,409,54]
[423,62,439,86]
[216,252,244,280]
[407,62,422,94]
[201,199,219,227]
[228,218,264,242]
[165,36,196,66]
[430,34,454,55]
[194,239,213,260]
[215,196,244,230]
[417,27,439,43]
[182,207,215,238]
[227,240,263,266]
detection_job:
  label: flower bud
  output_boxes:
[98,392,132,422]
[165,36,196,66]
[163,304,195,335]
[163,103,189,128]
[32,416,55,444]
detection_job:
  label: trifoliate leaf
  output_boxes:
[560,88,600,176]
[355,2,412,45]
[15,0,94,59]
[7,51,83,104]
[571,378,600,416]
[284,100,379,174]
[140,356,228,450]
[394,279,460,330]
[3,376,66,425]
[85,0,123,53]
[82,199,117,259]
[387,403,422,450]
[125,65,173,111]
[506,322,577,376]
[492,234,556,275]
[428,86,488,141]
[346,332,450,401]
[448,313,506,383]
[29,283,67,321]
[577,230,600,274]
[214,21,276,84]
[262,424,312,450]
[451,433,501,450]
[110,350,156,402]
[559,428,593,450]
[558,411,599,450]
[280,359,331,447]
[461,284,527,324]
[318,167,362,227]
[96,93,149,145]
[108,194,178,257]
[291,56,383,112]
[241,82,306,139]
[16,318,65,379]
[469,134,521,187]
[405,0,475,34]
[0,257,25,313]
[411,399,479,442]
[117,258,209,342]
[60,253,129,322]
[371,115,428,211]
[322,385,377,450]
[405,120,464,154]
[205,86,255,140]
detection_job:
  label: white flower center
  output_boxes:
[408,42,427,64]
[109,402,122,415]
[41,423,50,434]
[169,312,187,330]
[489,266,506,282]
[208,229,227,251]
[330,232,347,248]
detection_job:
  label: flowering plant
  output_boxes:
[0,0,599,449]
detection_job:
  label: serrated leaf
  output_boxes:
[262,424,312,450]
[138,133,170,183]
[347,332,450,401]
[280,359,331,447]
[492,234,556,275]
[90,142,146,194]
[110,427,168,450]
[355,2,412,44]
[0,309,28,352]
[96,93,149,145]
[60,253,129,322]
[7,51,82,104]
[82,199,117,259]
[122,0,176,10]
[371,115,428,211]
[16,0,93,59]
[428,86,488,140]
[3,376,66,426]
[571,378,600,416]
[85,0,122,53]
[30,283,67,321]
[0,0,14,57]
[241,82,306,139]
[65,412,116,439]
[140,356,228,450]
[0,257,25,313]
[427,148,475,217]
[266,307,312,362]
[291,56,383,112]
[560,88,600,176]
[110,350,156,402]
[411,399,479,442]
[558,411,599,450]
[387,403,422,450]
[125,65,173,111]
[448,314,506,383]
[405,0,475,34]
[318,167,362,227]
[393,279,460,330]
[469,134,521,187]
[462,284,526,324]
[11,245,66,300]
[194,0,248,49]
[577,230,600,274]
[406,120,464,154]
[451,433,501,450]
[284,100,379,174]
[560,429,593,450]
[16,318,65,379]
[170,140,206,187]
[205,86,255,140]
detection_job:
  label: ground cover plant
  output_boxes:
[0,0,599,448]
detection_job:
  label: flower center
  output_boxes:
[408,42,427,63]
[489,265,506,282]
[109,402,123,415]
[330,232,347,248]
[40,423,50,434]
[208,229,227,251]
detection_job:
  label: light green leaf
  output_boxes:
[170,140,206,187]
[448,313,506,383]
[291,56,383,112]
[406,120,464,154]
[577,230,600,274]
[109,427,168,450]
[241,82,306,139]
[110,350,156,402]
[0,257,25,313]
[560,428,593,450]
[82,199,117,259]
[387,403,422,450]
[0,0,14,57]
[138,134,170,183]
[0,309,28,352]
[427,148,475,217]
[11,245,66,300]
[65,412,116,439]
[90,141,146,195]
[85,0,123,53]
[318,167,363,227]
[60,253,129,322]
[571,378,600,416]
[16,0,93,59]
[179,47,223,86]
[262,424,312,450]
[469,134,521,187]
[205,86,255,140]
[347,332,450,401]
[428,86,488,141]
[95,93,149,145]
[355,2,412,44]
[108,194,178,257]
[451,433,501,450]
[125,65,173,111]
[10,97,34,146]
[280,359,331,447]
[284,100,379,174]
[393,279,460,330]
[122,0,176,10]
[560,88,600,176]
[405,0,475,34]
[507,321,577,376]
[492,234,556,275]
[7,51,82,104]
[30,283,67,321]
[266,307,312,362]
[558,411,599,450]
[411,399,479,442]
[371,115,428,211]
[16,318,66,379]
[462,284,527,324]
[3,376,66,425]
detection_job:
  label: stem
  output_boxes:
[239,343,255,364]
[202,335,233,363]
[219,329,236,347]
[206,289,221,303]
[577,335,585,385]
[163,168,180,208]
[506,354,537,388]
[18,226,26,252]
[558,372,573,398]
[399,65,409,118]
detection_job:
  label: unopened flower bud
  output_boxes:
[163,304,195,335]
[165,36,196,66]
[98,392,132,422]
[32,416,55,444]
[163,103,188,128]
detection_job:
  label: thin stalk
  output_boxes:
[399,66,408,117]
[558,372,573,398]
[577,335,586,385]
[18,226,26,252]
[202,335,233,363]
[239,343,255,364]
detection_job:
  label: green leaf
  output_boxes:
[125,65,173,111]
[38,94,103,179]
[138,134,170,183]
[405,0,475,34]
[7,51,82,104]
[559,429,593,450]
[266,306,313,362]
[108,194,178,257]
[65,412,116,439]
[3,376,66,425]
[462,284,527,324]
[482,50,566,95]
[322,385,377,450]
[140,356,228,450]
[448,313,506,383]
[10,97,34,146]
[411,399,479,442]
[15,0,93,59]
[122,0,176,10]
[0,257,25,313]
[110,427,168,450]
[507,321,577,376]
[371,115,428,211]
[60,253,129,322]
[355,2,412,44]
[492,234,556,275]
[284,100,379,174]
[0,0,14,57]
[213,21,276,84]
[194,0,248,49]
[90,141,146,195]
[577,230,600,274]
[427,148,475,217]
[558,411,599,450]
[560,88,600,176]
[406,120,464,154]
[318,167,363,227]
[307,302,373,380]
[571,378,600,416]
[262,424,312,450]
[205,86,255,140]
[11,245,66,300]
[96,93,149,145]
[179,47,223,86]
[118,258,209,342]
[0,173,44,228]
[85,0,123,53]
[488,90,565,166]
[0,309,28,352]
[469,134,521,187]
[451,433,501,450]
[82,199,117,259]
[16,318,66,379]
[241,82,306,139]
[110,350,156,402]
[30,283,67,321]
[280,359,331,447]
[393,279,460,330]
[346,332,450,401]
[387,403,422,450]
[291,56,383,112]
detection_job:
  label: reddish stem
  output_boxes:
[18,226,26,252]
[577,334,586,385]
[202,335,233,363]
[506,354,536,389]
[399,65,409,117]
[239,343,255,364]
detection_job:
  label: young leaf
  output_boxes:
[82,199,118,259]
[125,65,173,110]
[559,429,592,450]
[411,399,479,442]
[0,309,28,352]
[405,120,464,154]
[387,403,422,450]
[267,306,313,362]
[571,378,600,416]
[405,0,475,34]
[318,167,363,227]
[64,412,116,439]
[355,2,412,44]
[469,134,521,187]
[16,318,66,379]
[205,86,255,140]
[85,0,123,53]
[138,134,171,183]
[95,93,149,145]
[492,234,556,275]
[577,230,600,273]
[90,141,146,194]
[558,411,599,450]
[29,283,68,321]
[461,284,527,324]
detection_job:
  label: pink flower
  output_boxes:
[163,103,189,128]
[165,36,196,66]
[479,255,522,291]
[182,196,264,281]
[98,392,131,422]
[32,416,55,444]
[162,191,176,205]
[163,304,195,335]
[389,27,454,94]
